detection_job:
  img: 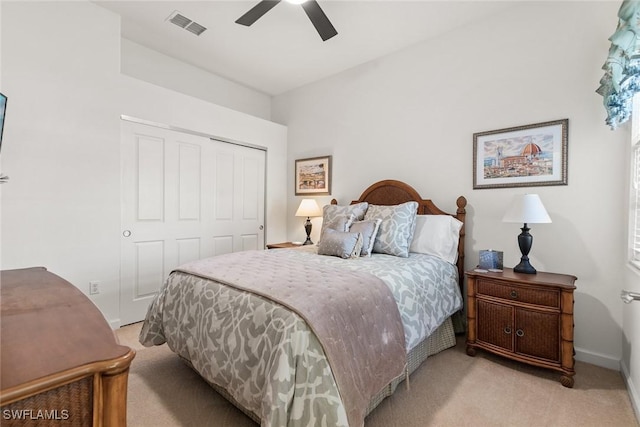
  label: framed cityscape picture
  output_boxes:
[473,119,568,189]
[295,155,332,195]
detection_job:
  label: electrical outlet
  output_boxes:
[89,281,100,295]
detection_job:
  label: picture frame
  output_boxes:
[295,155,332,195]
[473,119,568,189]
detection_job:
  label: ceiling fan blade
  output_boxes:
[301,0,337,41]
[236,0,281,26]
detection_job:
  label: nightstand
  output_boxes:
[466,268,577,387]
[266,242,303,249]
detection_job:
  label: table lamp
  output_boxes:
[295,199,322,245]
[502,194,551,274]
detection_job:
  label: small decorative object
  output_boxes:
[478,250,503,271]
[295,156,332,195]
[473,119,568,189]
[295,199,322,245]
[502,194,552,274]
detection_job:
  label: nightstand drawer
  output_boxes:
[477,279,560,308]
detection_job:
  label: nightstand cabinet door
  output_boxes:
[515,308,559,362]
[477,300,514,352]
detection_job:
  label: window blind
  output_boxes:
[633,142,640,264]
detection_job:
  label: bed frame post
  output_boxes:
[455,196,467,293]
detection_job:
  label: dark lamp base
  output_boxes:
[303,217,314,245]
[514,223,537,274]
[514,259,537,274]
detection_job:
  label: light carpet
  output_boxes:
[116,323,639,427]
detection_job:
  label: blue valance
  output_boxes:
[597,1,640,129]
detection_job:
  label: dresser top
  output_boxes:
[1,267,132,391]
[466,267,577,289]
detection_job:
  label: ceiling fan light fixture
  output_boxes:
[236,0,336,41]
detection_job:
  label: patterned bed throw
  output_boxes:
[140,249,406,427]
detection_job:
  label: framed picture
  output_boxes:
[295,155,332,195]
[473,119,568,189]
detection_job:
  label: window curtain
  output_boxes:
[597,1,640,130]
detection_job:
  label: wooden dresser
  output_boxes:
[466,268,576,387]
[0,267,135,426]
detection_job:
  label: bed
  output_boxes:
[139,179,467,427]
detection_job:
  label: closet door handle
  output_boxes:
[516,329,525,337]
[123,230,132,238]
[504,326,512,335]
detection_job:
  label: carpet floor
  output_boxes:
[116,322,639,426]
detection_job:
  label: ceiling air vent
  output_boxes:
[167,11,207,36]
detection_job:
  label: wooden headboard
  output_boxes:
[331,179,467,290]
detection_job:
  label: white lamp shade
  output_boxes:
[502,194,552,224]
[295,199,322,217]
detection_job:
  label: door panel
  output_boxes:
[134,240,165,297]
[177,237,201,266]
[515,308,560,362]
[477,299,514,352]
[178,143,201,220]
[120,121,265,325]
[137,135,164,221]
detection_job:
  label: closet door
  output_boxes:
[119,120,265,325]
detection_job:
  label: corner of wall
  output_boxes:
[574,347,621,371]
[621,359,640,422]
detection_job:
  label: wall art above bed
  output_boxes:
[473,119,568,189]
[295,155,332,195]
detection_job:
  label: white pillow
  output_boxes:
[409,215,463,264]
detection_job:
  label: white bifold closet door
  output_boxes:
[119,120,265,325]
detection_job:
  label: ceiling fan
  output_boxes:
[236,0,338,42]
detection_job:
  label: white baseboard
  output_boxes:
[574,346,621,371]
[108,318,122,330]
[621,359,640,422]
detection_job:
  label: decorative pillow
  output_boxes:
[409,215,463,264]
[323,213,356,234]
[349,219,382,257]
[364,201,418,257]
[320,202,368,238]
[317,228,363,259]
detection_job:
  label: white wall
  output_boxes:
[1,1,288,327]
[121,38,272,121]
[273,1,628,370]
[1,1,123,323]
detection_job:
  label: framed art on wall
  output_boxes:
[473,119,568,189]
[295,155,332,195]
